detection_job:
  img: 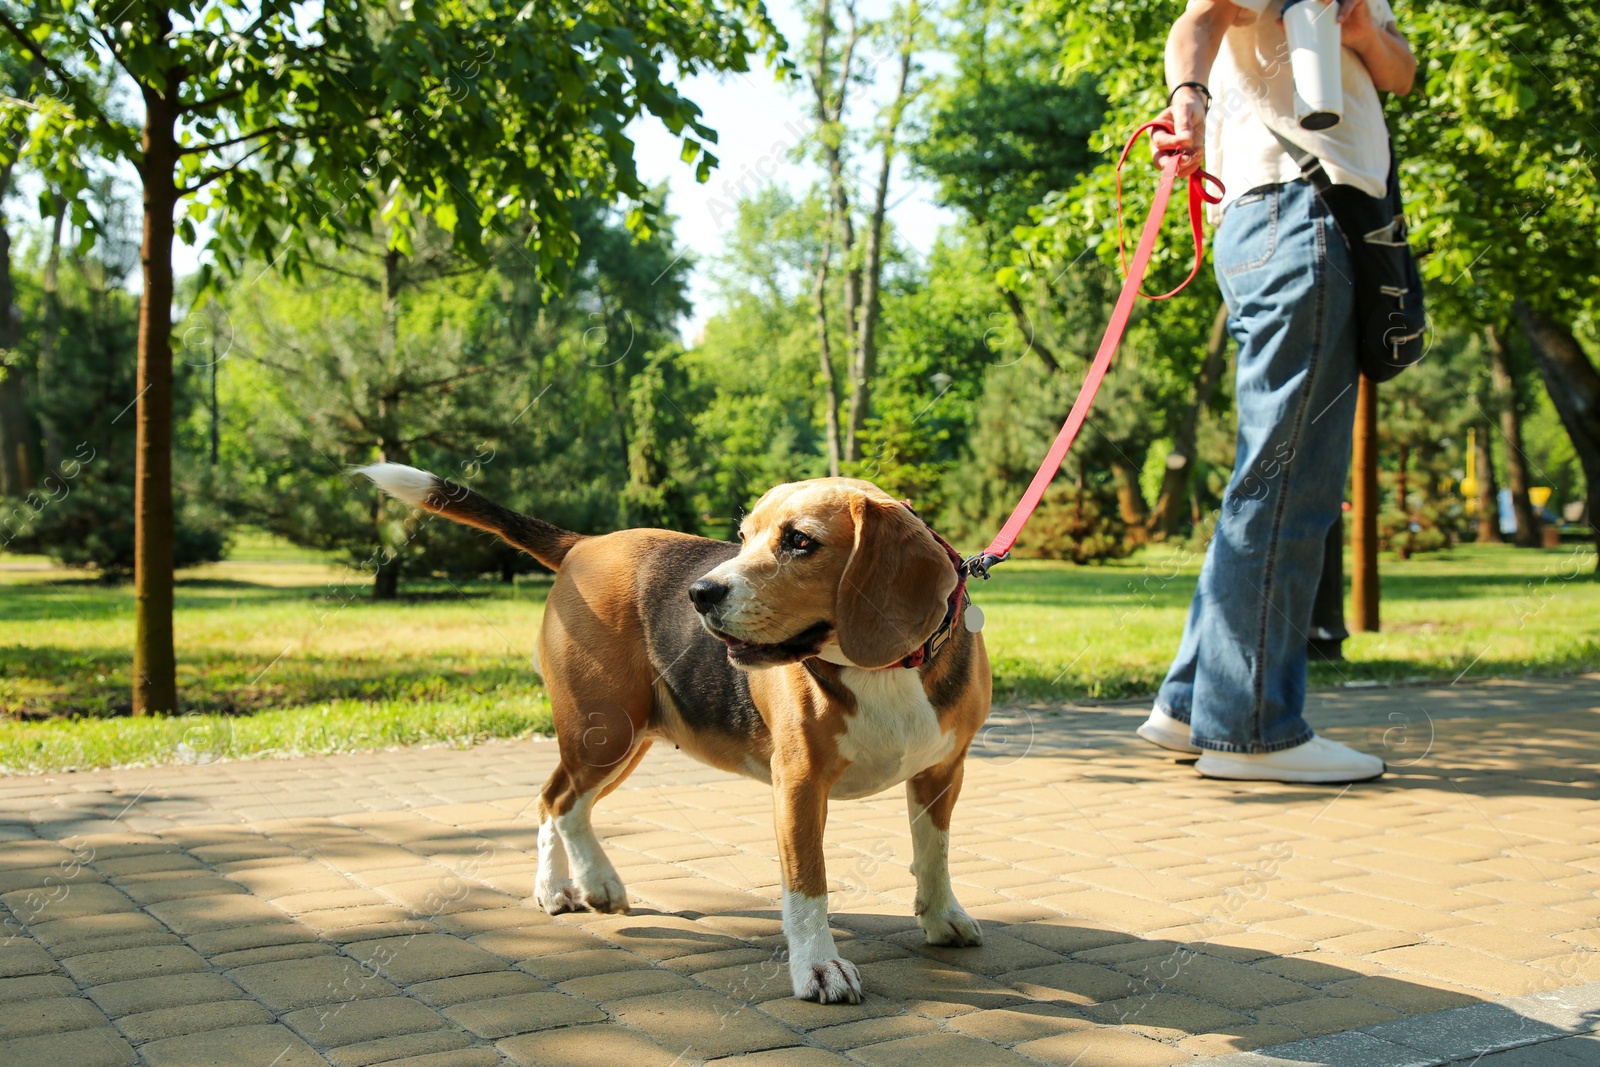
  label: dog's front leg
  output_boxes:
[773,774,862,1004]
[908,758,983,947]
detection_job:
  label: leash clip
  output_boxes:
[962,552,1009,581]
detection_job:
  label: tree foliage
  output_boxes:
[222,201,694,589]
[2,0,783,275]
[2,232,227,574]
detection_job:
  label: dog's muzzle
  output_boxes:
[688,577,730,617]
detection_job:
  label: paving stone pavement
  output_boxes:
[2,675,1599,1067]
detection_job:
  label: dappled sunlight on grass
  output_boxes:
[977,543,1598,701]
[0,539,1594,772]
[0,694,551,776]
[0,547,555,771]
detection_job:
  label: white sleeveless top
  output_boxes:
[1195,0,1397,218]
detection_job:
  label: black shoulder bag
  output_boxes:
[1270,128,1427,381]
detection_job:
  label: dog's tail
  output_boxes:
[355,463,581,571]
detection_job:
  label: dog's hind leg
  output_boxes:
[534,777,578,915]
[532,556,659,915]
[553,738,652,914]
[538,694,652,915]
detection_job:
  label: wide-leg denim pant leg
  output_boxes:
[1155,179,1360,754]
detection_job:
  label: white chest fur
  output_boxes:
[831,667,955,800]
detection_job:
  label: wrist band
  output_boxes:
[1168,81,1212,108]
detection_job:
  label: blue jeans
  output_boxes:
[1155,179,1359,753]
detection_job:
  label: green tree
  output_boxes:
[1378,335,1476,556]
[0,48,99,498]
[0,0,779,711]
[687,188,832,527]
[225,201,693,595]
[1016,0,1600,563]
[1391,1,1598,561]
[3,214,226,576]
[913,0,1231,551]
[909,0,1102,347]
[623,346,704,532]
[853,235,1003,520]
[801,0,928,469]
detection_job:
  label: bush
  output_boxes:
[1380,504,1452,559]
[1017,485,1132,564]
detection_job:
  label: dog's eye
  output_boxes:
[782,529,817,553]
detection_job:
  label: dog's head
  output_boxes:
[688,478,958,670]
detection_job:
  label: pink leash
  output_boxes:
[966,121,1223,578]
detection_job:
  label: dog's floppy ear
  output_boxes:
[835,495,957,669]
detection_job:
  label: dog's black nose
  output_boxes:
[688,578,730,613]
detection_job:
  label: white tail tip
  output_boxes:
[353,463,439,508]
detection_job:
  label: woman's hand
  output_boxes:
[1335,0,1380,49]
[1337,0,1417,94]
[1151,88,1209,178]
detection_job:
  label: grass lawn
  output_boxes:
[983,540,1598,701]
[1,530,1595,774]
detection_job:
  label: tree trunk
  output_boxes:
[1486,324,1541,547]
[810,0,860,466]
[1475,423,1501,543]
[373,551,401,599]
[1149,305,1227,538]
[0,162,36,496]
[209,355,220,466]
[1000,286,1062,374]
[607,363,629,473]
[1351,375,1379,632]
[38,207,64,475]
[812,0,851,476]
[1515,301,1600,567]
[1109,458,1148,528]
[133,72,181,715]
[1394,441,1411,561]
[203,301,222,466]
[813,228,843,477]
[371,471,403,600]
[1395,442,1409,515]
[373,250,404,601]
[844,6,915,463]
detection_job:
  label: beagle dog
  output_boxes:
[358,464,991,1004]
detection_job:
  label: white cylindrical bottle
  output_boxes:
[1282,0,1343,130]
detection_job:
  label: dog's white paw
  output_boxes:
[920,906,983,947]
[577,871,629,914]
[535,880,582,915]
[792,956,863,1004]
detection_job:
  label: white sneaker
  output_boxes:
[1136,706,1201,755]
[1195,735,1385,784]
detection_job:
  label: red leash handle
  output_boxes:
[1118,121,1225,299]
[977,122,1223,567]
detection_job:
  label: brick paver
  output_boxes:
[2,675,1599,1065]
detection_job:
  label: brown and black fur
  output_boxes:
[357,463,993,1004]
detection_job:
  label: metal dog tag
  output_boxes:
[963,603,985,633]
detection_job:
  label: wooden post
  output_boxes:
[1350,374,1380,632]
